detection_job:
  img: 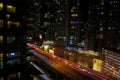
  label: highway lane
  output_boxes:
[29,62,52,80]
[27,43,111,80]
[28,50,99,80]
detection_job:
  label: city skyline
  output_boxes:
[0,0,120,80]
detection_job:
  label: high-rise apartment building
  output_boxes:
[86,0,120,79]
[26,0,40,36]
[103,0,120,49]
[86,0,120,52]
[31,0,88,50]
[40,0,55,41]
[0,0,29,79]
[67,0,80,48]
[34,0,81,49]
[53,0,68,47]
[53,0,81,49]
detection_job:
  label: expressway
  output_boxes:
[27,43,112,80]
[29,50,91,80]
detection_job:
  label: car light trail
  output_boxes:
[27,43,113,80]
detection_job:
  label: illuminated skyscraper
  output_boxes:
[34,0,81,49]
[40,0,55,40]
[53,0,68,47]
[86,0,120,52]
[103,0,120,49]
[54,0,81,49]
[26,0,41,36]
[67,0,80,48]
[0,0,30,79]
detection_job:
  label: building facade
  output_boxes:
[53,0,68,48]
[0,0,29,79]
[53,0,81,49]
[33,0,81,49]
[86,0,120,52]
[103,49,120,79]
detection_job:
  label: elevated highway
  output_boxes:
[27,43,112,80]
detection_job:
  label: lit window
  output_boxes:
[110,1,113,4]
[7,5,16,13]
[99,27,103,31]
[44,22,50,26]
[75,21,79,25]
[0,54,3,61]
[65,0,67,4]
[44,13,50,18]
[0,61,3,69]
[44,14,47,18]
[7,21,13,27]
[7,21,20,28]
[71,9,74,12]
[7,36,15,43]
[70,21,74,24]
[0,36,3,43]
[8,21,13,27]
[81,29,84,31]
[7,60,15,65]
[108,27,111,30]
[71,14,78,17]
[0,19,3,27]
[55,19,58,21]
[57,10,62,13]
[0,3,3,10]
[14,22,20,27]
[101,2,104,5]
[60,18,62,20]
[6,14,10,19]
[109,13,112,16]
[72,7,77,10]
[101,12,104,15]
[72,26,75,29]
